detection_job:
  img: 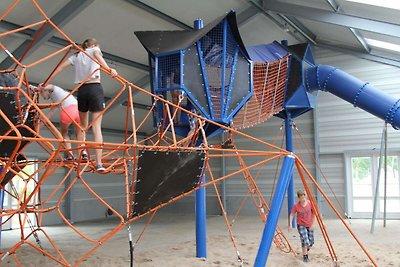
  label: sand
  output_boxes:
[1,213,399,266]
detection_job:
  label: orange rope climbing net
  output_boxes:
[0,1,378,266]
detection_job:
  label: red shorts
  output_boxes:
[60,104,80,126]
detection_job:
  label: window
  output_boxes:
[347,155,400,218]
[2,161,38,230]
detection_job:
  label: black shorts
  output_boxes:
[77,83,105,112]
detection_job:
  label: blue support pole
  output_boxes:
[0,166,3,250]
[194,17,207,259]
[254,155,295,266]
[285,113,296,227]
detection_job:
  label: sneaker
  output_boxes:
[65,155,74,161]
[81,151,88,161]
[303,255,309,263]
[96,164,105,172]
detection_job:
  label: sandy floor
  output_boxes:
[1,213,399,266]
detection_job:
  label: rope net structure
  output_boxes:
[0,1,377,266]
[232,56,289,130]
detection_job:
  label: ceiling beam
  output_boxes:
[247,0,307,43]
[124,0,192,30]
[0,0,95,70]
[318,42,400,68]
[0,20,148,71]
[323,0,370,53]
[262,0,400,38]
[236,5,260,25]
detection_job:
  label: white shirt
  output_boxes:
[50,85,77,108]
[68,46,101,84]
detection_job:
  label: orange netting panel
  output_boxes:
[232,55,289,129]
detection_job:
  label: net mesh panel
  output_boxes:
[223,22,237,113]
[232,55,289,129]
[131,150,205,217]
[0,73,36,157]
[183,44,209,116]
[228,52,250,115]
[156,53,181,91]
[200,22,224,119]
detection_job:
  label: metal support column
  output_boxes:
[194,17,207,259]
[285,113,296,227]
[254,155,295,266]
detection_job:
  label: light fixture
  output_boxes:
[365,38,400,53]
[345,0,400,10]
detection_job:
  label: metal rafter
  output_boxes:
[262,0,400,38]
[0,20,148,71]
[0,0,95,69]
[255,0,400,68]
[323,0,370,53]
[124,0,192,30]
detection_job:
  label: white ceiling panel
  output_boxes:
[298,18,362,48]
[140,0,251,26]
[275,0,332,10]
[0,0,70,29]
[239,13,298,46]
[58,0,182,66]
[337,0,400,25]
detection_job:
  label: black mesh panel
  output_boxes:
[131,150,205,217]
[183,44,209,116]
[228,53,251,115]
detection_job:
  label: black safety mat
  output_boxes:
[132,150,206,217]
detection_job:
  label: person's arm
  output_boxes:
[288,211,295,232]
[47,60,72,84]
[93,50,117,77]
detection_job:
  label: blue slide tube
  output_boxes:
[254,156,295,266]
[306,65,400,129]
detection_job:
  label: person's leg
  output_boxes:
[297,225,310,262]
[60,122,71,150]
[308,229,314,248]
[78,111,89,159]
[91,111,103,167]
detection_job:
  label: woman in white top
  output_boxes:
[39,84,80,159]
[47,38,117,172]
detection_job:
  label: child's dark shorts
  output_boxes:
[77,83,105,112]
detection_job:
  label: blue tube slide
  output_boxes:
[305,65,400,129]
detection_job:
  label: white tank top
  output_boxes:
[50,86,77,108]
[68,46,101,84]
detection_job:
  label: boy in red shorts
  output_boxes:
[289,189,316,263]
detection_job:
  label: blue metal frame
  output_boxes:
[0,166,3,250]
[220,19,228,120]
[197,40,214,119]
[225,59,254,122]
[223,46,238,119]
[254,156,295,266]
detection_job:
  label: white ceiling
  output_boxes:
[1,0,400,134]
